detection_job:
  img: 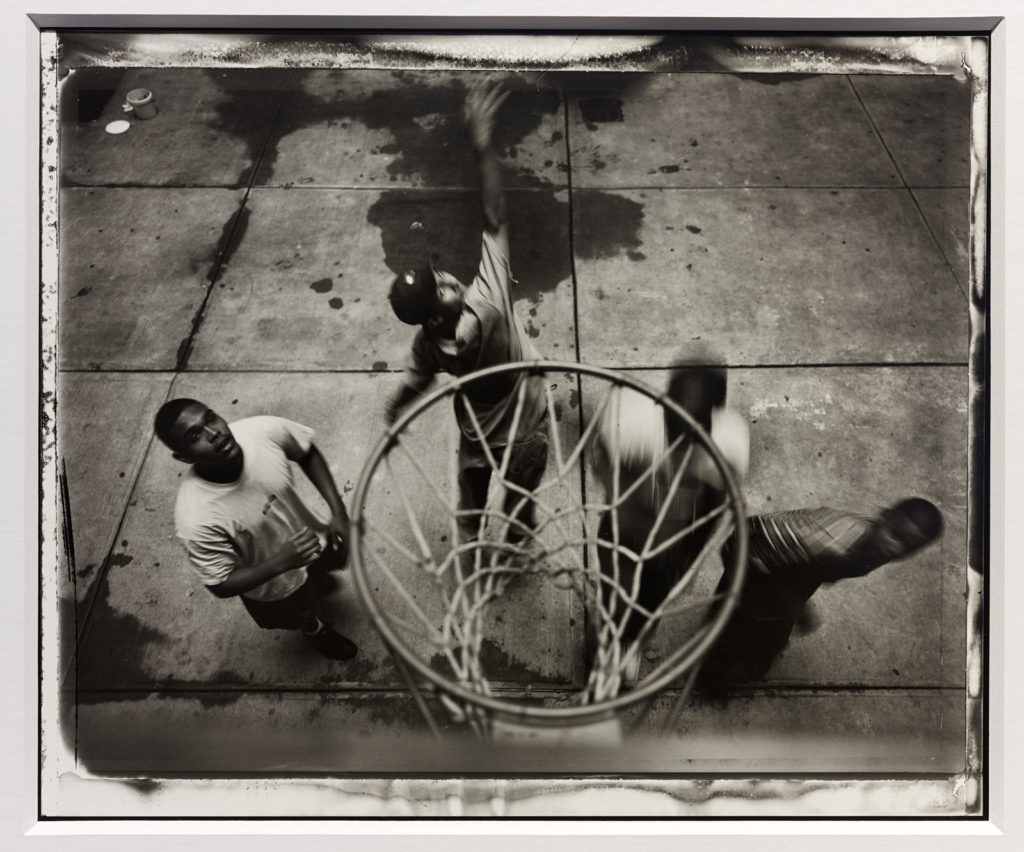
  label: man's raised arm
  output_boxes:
[463,81,509,234]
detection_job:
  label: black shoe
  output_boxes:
[303,624,358,660]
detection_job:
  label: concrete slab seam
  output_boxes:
[173,70,299,372]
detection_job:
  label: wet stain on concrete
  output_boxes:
[627,250,647,262]
[208,206,250,283]
[174,336,192,368]
[198,70,647,317]
[367,189,573,302]
[477,637,553,683]
[178,668,262,707]
[328,654,381,684]
[258,73,559,192]
[173,201,254,368]
[573,192,646,261]
[334,74,579,301]
[310,277,333,293]
[62,67,127,124]
[75,568,174,701]
[204,70,629,303]
[328,297,344,309]
[203,68,297,187]
[658,165,680,173]
[423,639,552,684]
[578,97,624,124]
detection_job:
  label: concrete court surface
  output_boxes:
[52,63,973,792]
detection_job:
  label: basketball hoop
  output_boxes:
[349,360,747,743]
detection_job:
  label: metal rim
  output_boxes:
[349,359,747,723]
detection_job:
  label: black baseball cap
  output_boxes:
[388,262,437,325]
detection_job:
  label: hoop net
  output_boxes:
[350,361,747,742]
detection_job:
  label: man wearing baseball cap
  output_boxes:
[385,79,549,549]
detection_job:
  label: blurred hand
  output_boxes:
[327,514,350,569]
[279,526,322,570]
[463,79,510,151]
[711,407,750,481]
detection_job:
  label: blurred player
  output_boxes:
[384,80,548,547]
[698,498,944,695]
[593,364,749,686]
[155,399,358,660]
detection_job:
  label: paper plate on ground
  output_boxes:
[104,120,130,134]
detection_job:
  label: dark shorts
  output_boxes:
[456,417,550,540]
[241,579,316,630]
[239,545,345,630]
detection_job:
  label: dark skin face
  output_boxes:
[169,403,244,482]
[426,268,466,338]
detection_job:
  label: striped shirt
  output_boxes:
[722,507,883,619]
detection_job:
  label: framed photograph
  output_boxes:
[33,12,1000,828]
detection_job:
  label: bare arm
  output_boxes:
[294,442,350,565]
[385,381,426,427]
[463,80,509,234]
[206,527,322,598]
[385,349,434,427]
[298,443,348,527]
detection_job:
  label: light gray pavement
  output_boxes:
[55,65,972,778]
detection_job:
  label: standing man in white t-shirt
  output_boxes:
[154,398,358,660]
[385,80,549,547]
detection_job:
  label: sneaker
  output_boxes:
[302,623,358,660]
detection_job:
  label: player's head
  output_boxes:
[154,398,241,467]
[871,498,944,562]
[597,365,728,475]
[666,362,749,486]
[664,364,727,440]
[388,256,465,329]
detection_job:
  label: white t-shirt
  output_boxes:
[174,416,329,602]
